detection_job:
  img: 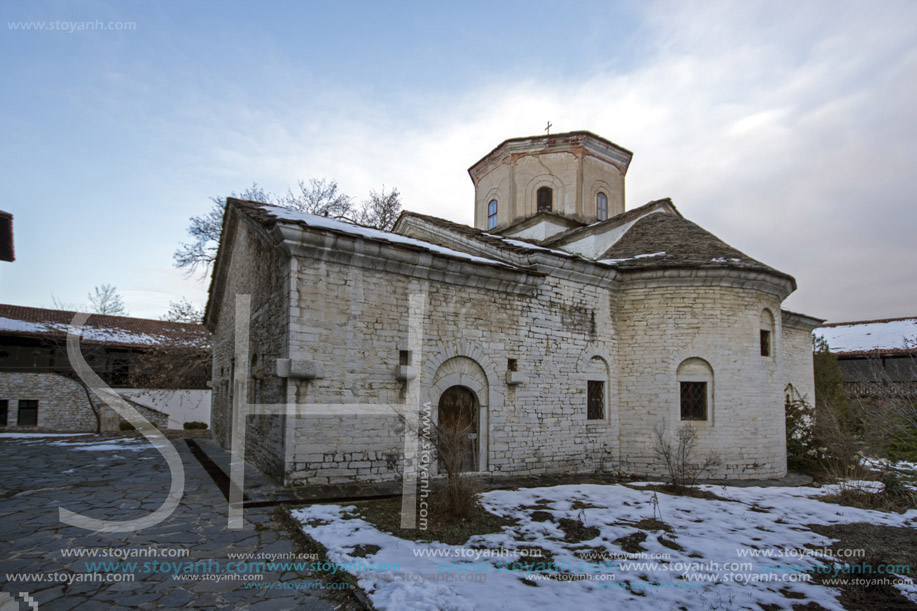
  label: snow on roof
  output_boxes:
[815,317,917,355]
[482,233,576,257]
[0,304,210,349]
[257,204,514,268]
[597,251,667,265]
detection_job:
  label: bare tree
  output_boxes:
[50,294,83,312]
[161,298,205,324]
[173,183,276,275]
[88,284,128,316]
[175,179,405,276]
[175,180,372,277]
[356,186,402,231]
[393,405,479,521]
[281,178,354,218]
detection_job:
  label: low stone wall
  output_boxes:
[112,395,169,431]
[0,372,98,431]
[117,389,210,429]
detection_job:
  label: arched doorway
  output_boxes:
[437,386,479,472]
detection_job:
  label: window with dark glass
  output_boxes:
[17,399,38,426]
[537,187,553,212]
[760,329,771,357]
[488,199,498,229]
[596,192,608,220]
[587,381,604,420]
[110,359,130,387]
[680,382,707,421]
[0,400,7,425]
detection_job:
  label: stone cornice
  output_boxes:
[782,309,825,331]
[468,131,633,185]
[618,266,797,300]
[273,224,542,296]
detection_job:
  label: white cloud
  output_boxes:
[136,0,917,322]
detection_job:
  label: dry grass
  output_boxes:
[350,493,516,546]
[625,483,736,503]
[806,522,917,611]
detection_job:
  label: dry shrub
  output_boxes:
[429,418,479,521]
[653,425,721,491]
[813,396,868,479]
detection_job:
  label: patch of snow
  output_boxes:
[815,318,917,353]
[482,234,574,257]
[598,252,667,265]
[710,257,742,263]
[0,433,93,439]
[861,457,917,475]
[293,483,917,610]
[261,205,514,268]
[47,439,152,452]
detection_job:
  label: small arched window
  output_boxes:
[537,187,553,213]
[585,356,609,421]
[596,192,608,221]
[487,199,498,229]
[677,358,714,421]
[760,309,775,357]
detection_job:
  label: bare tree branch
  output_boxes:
[88,284,128,316]
[161,298,205,324]
[356,185,403,231]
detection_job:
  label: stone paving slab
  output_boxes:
[0,435,351,610]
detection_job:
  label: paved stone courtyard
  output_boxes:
[0,434,346,610]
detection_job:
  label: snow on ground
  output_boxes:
[862,457,917,473]
[0,433,92,438]
[292,483,917,611]
[46,438,153,451]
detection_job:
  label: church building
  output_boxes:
[205,131,821,486]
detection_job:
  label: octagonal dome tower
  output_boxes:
[468,131,633,240]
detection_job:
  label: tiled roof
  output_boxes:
[395,210,564,257]
[540,199,678,247]
[0,303,210,350]
[597,212,793,281]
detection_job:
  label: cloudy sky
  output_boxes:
[1,0,915,323]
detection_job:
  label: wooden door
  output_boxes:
[437,386,478,472]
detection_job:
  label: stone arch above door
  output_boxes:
[431,356,489,407]
[428,354,493,472]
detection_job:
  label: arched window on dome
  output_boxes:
[596,192,608,221]
[487,199,498,229]
[537,187,553,213]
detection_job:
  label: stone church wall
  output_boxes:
[782,319,817,405]
[613,284,788,479]
[284,252,622,485]
[210,214,814,486]
[209,216,290,482]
